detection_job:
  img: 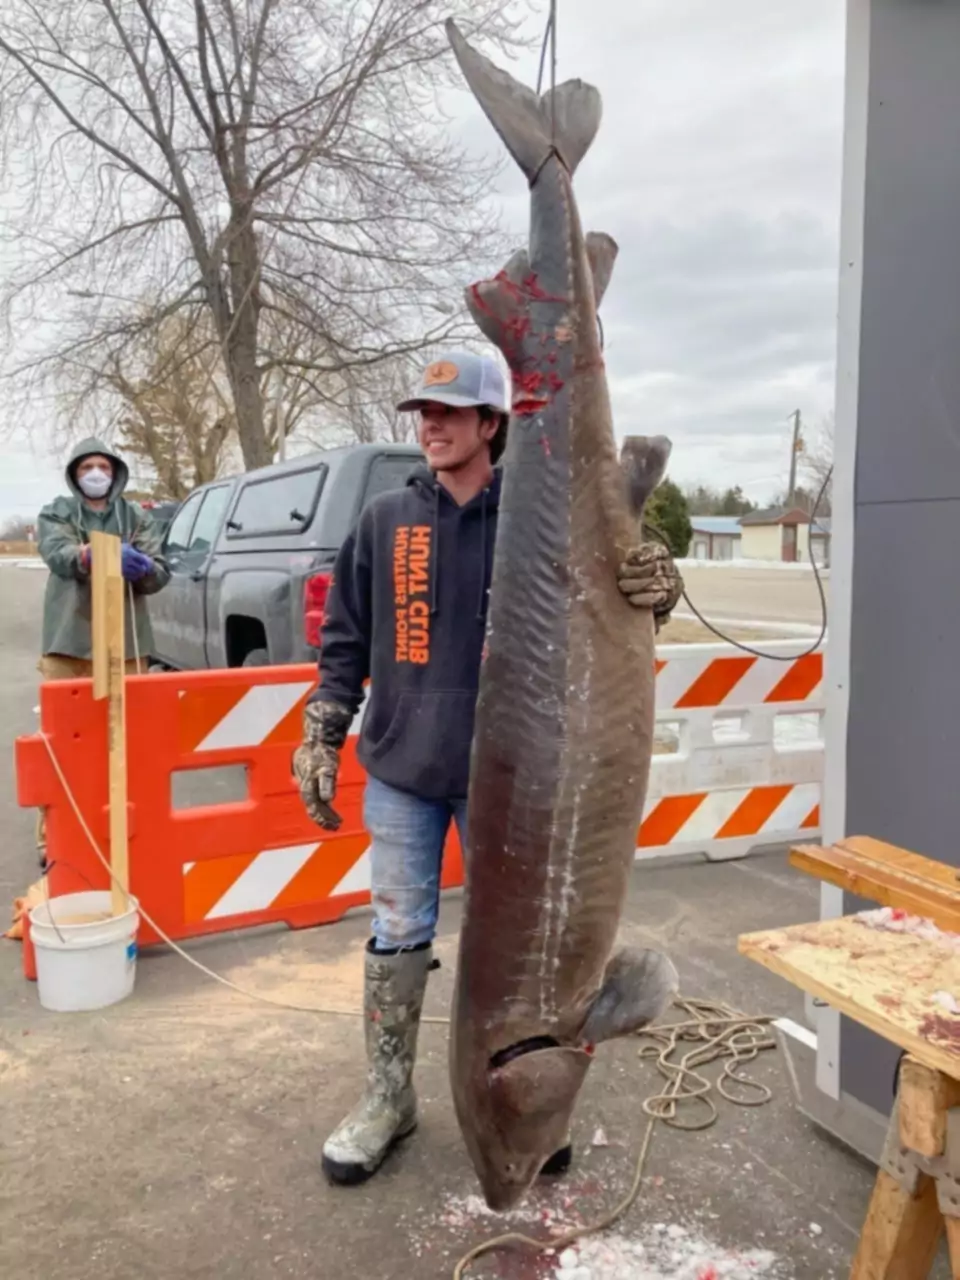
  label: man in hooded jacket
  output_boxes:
[294,351,683,1187]
[34,438,170,853]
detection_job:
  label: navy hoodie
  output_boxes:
[312,465,500,800]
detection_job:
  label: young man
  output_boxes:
[294,351,682,1186]
[35,438,170,854]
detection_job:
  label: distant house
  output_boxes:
[738,507,831,566]
[689,516,743,561]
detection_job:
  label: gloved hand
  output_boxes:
[293,700,353,831]
[617,543,684,630]
[121,542,155,582]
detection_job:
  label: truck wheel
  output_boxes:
[242,648,271,667]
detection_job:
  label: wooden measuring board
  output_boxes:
[739,914,960,1079]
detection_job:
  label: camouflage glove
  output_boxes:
[293,700,353,832]
[617,543,684,630]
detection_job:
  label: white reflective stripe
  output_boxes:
[332,847,372,897]
[655,655,712,709]
[721,656,779,707]
[205,843,318,919]
[763,782,820,832]
[196,682,314,752]
[671,789,746,842]
[774,1018,818,1051]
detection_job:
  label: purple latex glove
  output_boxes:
[120,542,154,582]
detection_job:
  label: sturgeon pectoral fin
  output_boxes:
[579,947,679,1044]
[620,436,673,521]
[446,20,601,181]
[500,247,532,285]
[466,273,531,354]
[585,232,618,308]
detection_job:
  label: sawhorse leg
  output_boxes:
[850,1058,960,1279]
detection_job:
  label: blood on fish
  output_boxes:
[506,314,532,342]
[515,370,544,395]
[493,269,525,300]
[522,272,565,303]
[539,435,552,457]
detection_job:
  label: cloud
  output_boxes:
[1,0,845,514]
[446,0,846,501]
[1,442,63,527]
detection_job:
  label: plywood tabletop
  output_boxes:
[738,914,960,1080]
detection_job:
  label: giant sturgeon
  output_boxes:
[446,21,680,1211]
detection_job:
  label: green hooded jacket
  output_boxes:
[37,437,171,660]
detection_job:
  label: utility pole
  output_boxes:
[787,409,802,506]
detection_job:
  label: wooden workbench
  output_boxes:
[740,906,960,1277]
[739,912,960,1078]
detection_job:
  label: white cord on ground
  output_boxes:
[38,730,448,1023]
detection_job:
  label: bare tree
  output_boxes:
[800,411,834,515]
[0,1,528,469]
[103,311,235,499]
[304,349,454,450]
[0,515,34,541]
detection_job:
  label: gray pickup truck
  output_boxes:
[147,442,422,670]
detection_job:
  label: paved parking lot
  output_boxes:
[1,560,937,1280]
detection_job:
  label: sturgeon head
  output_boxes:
[445,21,679,1211]
[456,947,678,1210]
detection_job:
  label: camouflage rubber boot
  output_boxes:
[321,942,433,1186]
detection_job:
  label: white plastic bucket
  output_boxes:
[28,891,140,1012]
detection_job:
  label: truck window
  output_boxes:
[188,485,232,553]
[164,491,204,554]
[362,454,420,506]
[226,464,326,538]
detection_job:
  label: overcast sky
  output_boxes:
[1,0,846,522]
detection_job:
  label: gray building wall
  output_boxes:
[836,0,960,1118]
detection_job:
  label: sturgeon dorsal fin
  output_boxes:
[465,248,534,354]
[585,232,618,308]
[579,946,679,1044]
[446,20,601,181]
[620,436,673,520]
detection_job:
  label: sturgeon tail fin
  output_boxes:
[446,19,601,181]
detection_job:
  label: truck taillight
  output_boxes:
[304,572,331,648]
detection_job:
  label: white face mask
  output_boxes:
[78,468,112,499]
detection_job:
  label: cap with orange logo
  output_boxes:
[396,350,509,415]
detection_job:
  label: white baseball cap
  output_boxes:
[396,350,509,415]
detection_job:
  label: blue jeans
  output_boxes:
[364,775,468,952]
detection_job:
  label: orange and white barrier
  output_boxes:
[15,640,822,969]
[642,640,823,860]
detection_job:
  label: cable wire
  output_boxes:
[646,465,833,662]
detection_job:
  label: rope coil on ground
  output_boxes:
[452,1000,778,1278]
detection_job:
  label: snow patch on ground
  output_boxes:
[549,1225,783,1278]
[434,1195,788,1279]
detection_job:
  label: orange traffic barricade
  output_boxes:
[15,665,464,976]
